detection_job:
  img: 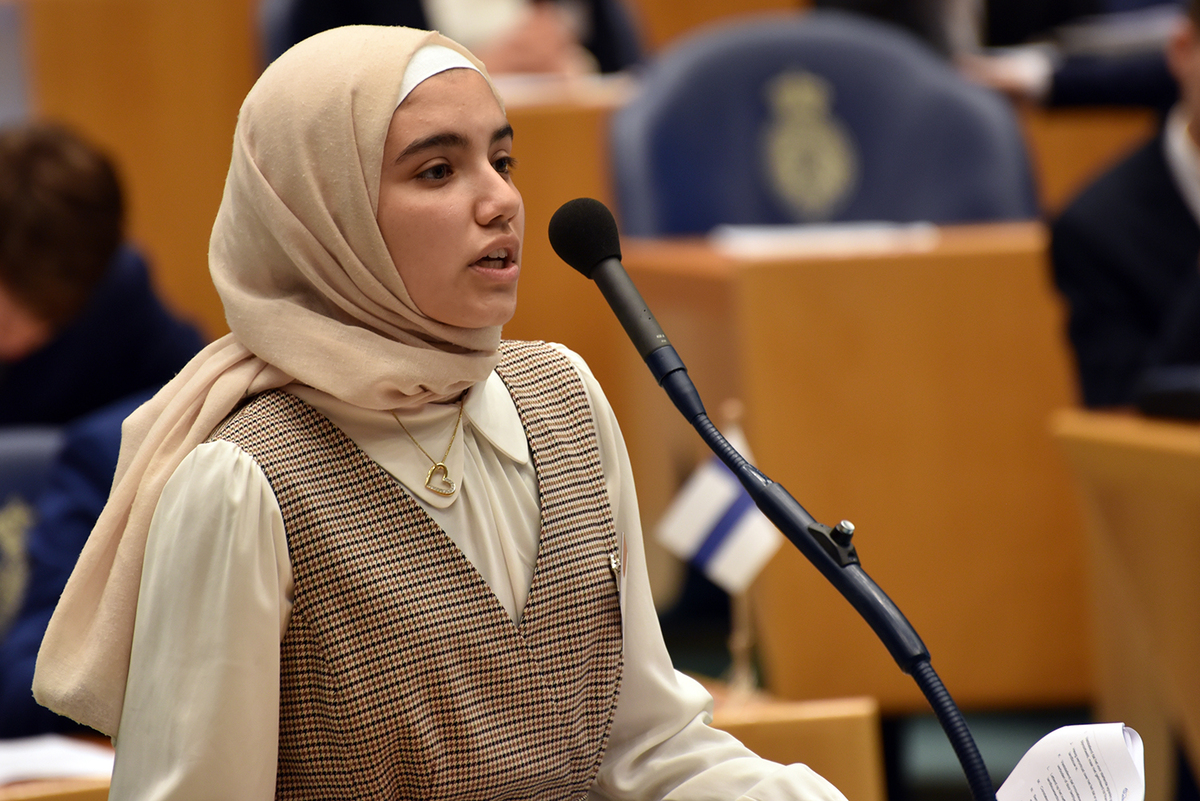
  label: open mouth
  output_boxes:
[474,248,514,269]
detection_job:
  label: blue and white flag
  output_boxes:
[654,428,783,595]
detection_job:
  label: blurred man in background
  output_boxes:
[1050,0,1200,406]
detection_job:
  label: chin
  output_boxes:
[449,307,516,330]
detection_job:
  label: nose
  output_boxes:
[476,167,522,227]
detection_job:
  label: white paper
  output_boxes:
[0,734,114,784]
[998,723,1145,801]
[710,222,940,260]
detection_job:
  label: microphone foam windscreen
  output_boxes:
[548,197,622,278]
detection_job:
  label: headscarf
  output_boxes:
[33,26,504,736]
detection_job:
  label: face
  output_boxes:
[0,280,52,362]
[1168,18,1200,144]
[378,68,524,330]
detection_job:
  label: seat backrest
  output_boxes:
[611,10,1039,236]
[0,426,64,635]
[0,427,65,507]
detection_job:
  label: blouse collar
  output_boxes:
[286,369,529,509]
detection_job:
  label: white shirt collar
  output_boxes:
[1163,103,1200,228]
[460,368,529,461]
[286,370,529,509]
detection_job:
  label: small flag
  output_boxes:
[655,427,782,595]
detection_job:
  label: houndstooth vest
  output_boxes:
[209,341,624,799]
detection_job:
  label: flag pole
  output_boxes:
[725,590,757,702]
[717,398,758,703]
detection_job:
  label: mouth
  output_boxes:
[471,243,519,271]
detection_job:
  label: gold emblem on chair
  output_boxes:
[761,70,858,221]
[0,497,33,636]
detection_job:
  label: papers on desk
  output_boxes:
[710,222,940,260]
[1056,5,1183,56]
[998,723,1145,801]
[0,735,113,785]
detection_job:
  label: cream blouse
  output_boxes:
[107,344,847,801]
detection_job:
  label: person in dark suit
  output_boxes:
[818,0,1182,112]
[0,390,148,737]
[1050,0,1200,406]
[0,123,205,426]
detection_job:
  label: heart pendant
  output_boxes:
[425,463,457,496]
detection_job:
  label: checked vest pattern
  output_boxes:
[209,340,624,800]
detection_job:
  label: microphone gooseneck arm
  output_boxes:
[549,197,997,801]
[589,255,705,423]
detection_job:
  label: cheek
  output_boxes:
[379,196,439,271]
[379,204,462,310]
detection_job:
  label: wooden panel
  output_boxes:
[500,78,629,396]
[22,0,261,340]
[1053,409,1200,801]
[742,225,1087,710]
[623,224,1092,712]
[712,695,886,801]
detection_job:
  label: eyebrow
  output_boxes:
[393,123,515,164]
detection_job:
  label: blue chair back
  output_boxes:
[611,10,1039,235]
[0,428,64,506]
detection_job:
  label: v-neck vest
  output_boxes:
[209,341,624,799]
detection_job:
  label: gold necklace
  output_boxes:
[390,401,465,497]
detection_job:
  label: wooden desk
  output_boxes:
[709,690,886,801]
[0,778,107,801]
[619,223,1091,712]
[1053,409,1200,801]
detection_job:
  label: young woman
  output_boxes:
[34,25,848,801]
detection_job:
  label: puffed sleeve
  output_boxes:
[108,440,291,801]
[551,345,847,801]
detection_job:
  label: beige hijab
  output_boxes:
[33,26,504,736]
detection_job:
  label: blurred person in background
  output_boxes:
[1050,0,1200,406]
[262,0,642,75]
[0,122,205,426]
[819,0,1183,111]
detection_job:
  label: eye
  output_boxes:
[493,155,518,175]
[418,163,452,181]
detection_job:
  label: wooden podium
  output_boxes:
[619,223,1092,712]
[1053,409,1200,801]
[0,779,108,801]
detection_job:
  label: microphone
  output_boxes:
[550,196,996,801]
[548,197,704,423]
